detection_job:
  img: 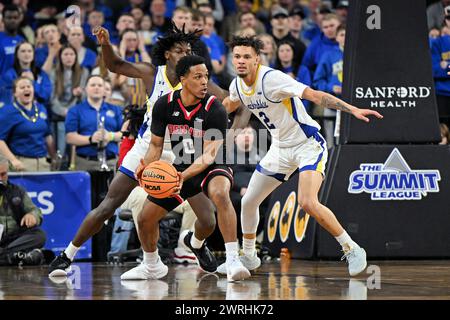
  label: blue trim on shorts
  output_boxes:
[298,134,326,173]
[256,164,286,182]
[119,166,137,181]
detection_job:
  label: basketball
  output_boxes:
[140,161,179,198]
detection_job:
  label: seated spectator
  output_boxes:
[270,6,306,70]
[150,0,172,35]
[301,13,340,79]
[313,25,346,146]
[65,75,123,171]
[49,44,90,155]
[138,15,159,53]
[201,13,226,81]
[0,154,46,266]
[130,7,145,27]
[238,11,266,37]
[91,45,128,106]
[0,77,56,172]
[289,6,309,44]
[0,4,25,75]
[0,41,52,105]
[67,26,97,71]
[103,78,126,107]
[84,10,108,45]
[273,41,298,79]
[110,13,137,45]
[118,29,151,106]
[35,24,62,69]
[228,125,264,240]
[440,123,450,144]
[431,30,450,126]
[257,34,277,67]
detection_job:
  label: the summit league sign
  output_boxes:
[348,148,441,200]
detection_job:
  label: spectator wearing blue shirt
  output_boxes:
[67,26,97,71]
[301,13,340,80]
[0,5,25,75]
[150,0,172,35]
[274,41,299,79]
[110,13,137,46]
[313,25,346,147]
[431,33,450,126]
[200,13,226,79]
[0,42,52,106]
[35,24,61,69]
[0,77,56,172]
[65,75,123,171]
[77,0,114,29]
[48,45,90,155]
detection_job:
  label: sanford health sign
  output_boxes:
[348,148,441,200]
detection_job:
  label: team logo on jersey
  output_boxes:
[294,206,310,243]
[348,148,441,200]
[267,201,280,243]
[106,110,115,118]
[279,192,296,243]
[172,111,180,116]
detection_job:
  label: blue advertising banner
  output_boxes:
[9,171,92,259]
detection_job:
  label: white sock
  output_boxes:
[143,249,159,265]
[335,231,359,252]
[190,233,204,249]
[225,242,239,261]
[242,237,256,257]
[64,242,80,261]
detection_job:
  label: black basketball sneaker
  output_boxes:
[183,231,217,273]
[48,252,72,277]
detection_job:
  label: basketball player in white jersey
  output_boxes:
[49,25,227,277]
[220,36,383,276]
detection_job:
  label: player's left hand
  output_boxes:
[135,158,146,183]
[352,108,383,123]
[172,172,184,195]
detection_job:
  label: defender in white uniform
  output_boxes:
[119,65,180,180]
[219,36,383,277]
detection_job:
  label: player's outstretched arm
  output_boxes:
[95,26,155,80]
[302,87,384,123]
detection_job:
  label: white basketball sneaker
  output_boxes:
[121,258,168,280]
[217,252,261,275]
[341,246,367,276]
[226,257,251,282]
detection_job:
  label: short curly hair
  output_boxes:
[150,23,200,66]
[229,35,264,55]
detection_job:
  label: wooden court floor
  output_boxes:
[0,259,449,300]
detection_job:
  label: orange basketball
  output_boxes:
[140,160,179,198]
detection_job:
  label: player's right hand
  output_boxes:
[135,158,146,183]
[93,26,110,45]
[172,172,184,195]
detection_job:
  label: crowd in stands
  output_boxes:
[0,0,447,175]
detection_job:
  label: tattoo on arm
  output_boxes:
[320,95,352,113]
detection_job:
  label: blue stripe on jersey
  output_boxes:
[262,70,282,103]
[290,97,320,139]
[138,121,148,138]
[256,164,286,182]
[119,166,138,181]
